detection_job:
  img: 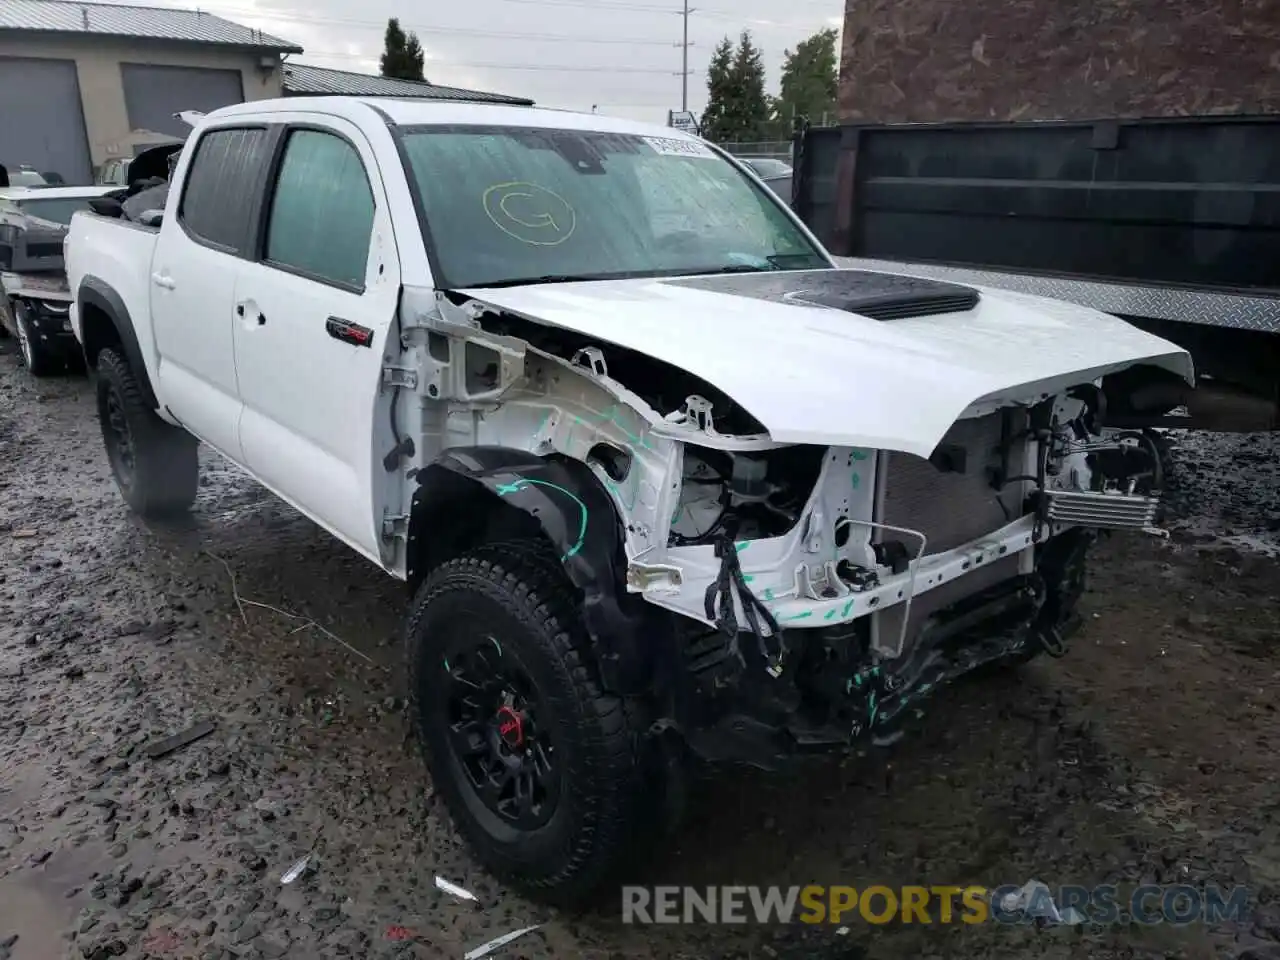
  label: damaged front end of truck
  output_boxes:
[389,267,1194,772]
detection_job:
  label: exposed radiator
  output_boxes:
[872,555,1023,657]
[1045,489,1159,530]
[877,410,1024,556]
[872,410,1028,655]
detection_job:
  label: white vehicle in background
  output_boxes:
[3,165,50,188]
[64,96,1192,903]
[0,185,116,375]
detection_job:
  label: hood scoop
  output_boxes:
[664,268,980,321]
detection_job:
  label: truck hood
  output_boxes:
[456,267,1194,458]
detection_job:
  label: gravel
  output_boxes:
[1,343,1278,960]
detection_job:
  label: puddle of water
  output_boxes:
[1172,519,1280,558]
[0,879,69,960]
[0,840,114,960]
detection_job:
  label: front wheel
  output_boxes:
[405,540,649,905]
[96,348,198,518]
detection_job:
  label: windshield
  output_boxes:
[746,158,792,177]
[10,171,47,187]
[13,197,96,225]
[398,125,828,288]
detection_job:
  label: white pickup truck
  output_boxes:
[65,96,1194,902]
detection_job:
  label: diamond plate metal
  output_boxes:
[835,257,1280,334]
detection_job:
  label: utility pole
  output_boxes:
[679,0,695,112]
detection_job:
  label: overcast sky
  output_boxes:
[171,0,843,125]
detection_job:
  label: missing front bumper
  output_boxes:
[681,529,1095,770]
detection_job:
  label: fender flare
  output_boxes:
[78,275,158,410]
[409,446,658,695]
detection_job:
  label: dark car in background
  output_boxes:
[740,156,793,202]
[0,185,116,375]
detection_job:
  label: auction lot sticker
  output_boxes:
[644,136,716,159]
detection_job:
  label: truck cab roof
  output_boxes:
[195,96,709,141]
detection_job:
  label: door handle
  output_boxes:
[326,316,374,347]
[236,303,266,325]
[151,272,176,290]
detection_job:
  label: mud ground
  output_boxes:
[2,345,1279,960]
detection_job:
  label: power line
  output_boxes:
[94,0,839,99]
[310,22,685,46]
[298,51,693,74]
[185,0,834,103]
[475,0,842,13]
[192,1,672,36]
[151,0,838,32]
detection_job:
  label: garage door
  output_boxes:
[0,57,93,186]
[121,64,245,140]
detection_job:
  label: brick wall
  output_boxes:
[838,0,1280,122]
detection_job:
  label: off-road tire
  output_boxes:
[12,300,57,378]
[406,538,648,906]
[95,348,198,518]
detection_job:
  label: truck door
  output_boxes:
[231,118,401,563]
[150,125,273,461]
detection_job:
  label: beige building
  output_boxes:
[0,0,300,184]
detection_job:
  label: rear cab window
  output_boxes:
[177,126,272,254]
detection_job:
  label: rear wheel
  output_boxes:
[96,348,198,518]
[405,539,649,905]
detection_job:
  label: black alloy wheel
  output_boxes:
[441,632,560,831]
[405,540,650,904]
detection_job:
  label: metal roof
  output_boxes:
[282,63,532,106]
[0,0,302,52]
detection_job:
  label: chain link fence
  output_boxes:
[717,140,795,163]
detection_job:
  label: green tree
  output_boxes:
[774,28,839,130]
[729,31,770,141]
[701,31,770,142]
[700,37,736,141]
[380,18,426,82]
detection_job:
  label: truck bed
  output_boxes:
[65,212,158,348]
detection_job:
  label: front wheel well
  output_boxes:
[406,469,555,593]
[405,452,661,697]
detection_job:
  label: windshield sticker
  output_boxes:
[482,181,577,246]
[642,136,716,159]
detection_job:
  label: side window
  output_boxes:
[264,129,374,290]
[179,127,268,254]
